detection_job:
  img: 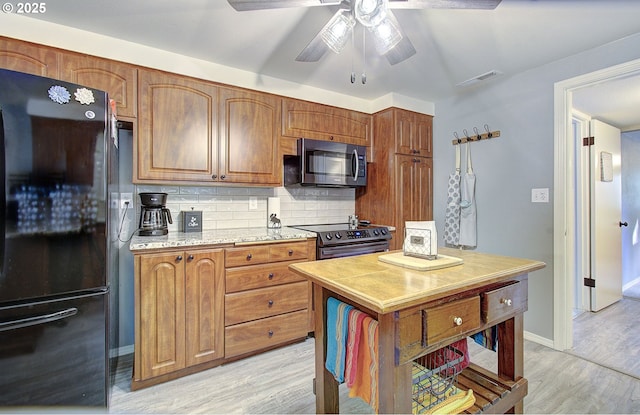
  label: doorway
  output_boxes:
[553,58,640,351]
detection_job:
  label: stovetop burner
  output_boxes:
[290,223,390,247]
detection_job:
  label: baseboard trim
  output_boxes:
[524,330,554,349]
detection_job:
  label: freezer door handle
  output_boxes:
[0,307,78,332]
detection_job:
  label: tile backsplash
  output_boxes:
[133,185,356,232]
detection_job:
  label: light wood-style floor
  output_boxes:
[110,300,640,414]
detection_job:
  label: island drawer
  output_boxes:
[482,280,527,324]
[224,281,309,325]
[225,261,307,293]
[225,309,309,358]
[225,241,309,267]
[423,295,481,345]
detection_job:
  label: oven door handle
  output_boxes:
[352,148,359,182]
[319,241,389,260]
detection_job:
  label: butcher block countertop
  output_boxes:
[289,247,545,314]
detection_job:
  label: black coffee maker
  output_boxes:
[138,193,172,236]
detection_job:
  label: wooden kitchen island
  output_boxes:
[289,248,545,414]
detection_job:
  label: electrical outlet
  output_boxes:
[120,192,133,209]
[249,197,258,210]
[531,188,549,203]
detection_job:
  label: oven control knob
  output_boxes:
[373,230,379,236]
[325,234,332,240]
[381,228,387,235]
[335,233,342,239]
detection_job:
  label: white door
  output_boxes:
[589,119,623,311]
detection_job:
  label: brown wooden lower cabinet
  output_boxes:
[132,239,315,390]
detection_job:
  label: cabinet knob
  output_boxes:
[268,273,274,280]
[501,298,513,307]
[329,135,334,141]
[413,158,421,163]
[453,316,463,326]
[268,330,274,338]
[176,255,183,262]
[187,254,194,262]
[288,249,294,256]
[212,174,217,179]
[268,299,274,307]
[220,175,226,180]
[246,253,252,260]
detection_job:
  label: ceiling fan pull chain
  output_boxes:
[362,29,367,84]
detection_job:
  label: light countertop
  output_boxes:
[289,247,545,314]
[129,227,316,252]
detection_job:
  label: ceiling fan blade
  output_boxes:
[295,28,331,62]
[227,0,341,12]
[382,11,416,65]
[388,0,501,9]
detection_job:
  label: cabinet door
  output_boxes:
[185,249,225,366]
[281,98,372,146]
[138,252,186,379]
[395,109,433,157]
[136,70,218,183]
[219,87,281,185]
[0,37,58,77]
[395,155,432,242]
[59,54,137,118]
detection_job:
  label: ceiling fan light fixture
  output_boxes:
[320,10,356,54]
[355,0,387,28]
[369,17,403,54]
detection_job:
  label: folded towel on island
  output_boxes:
[348,315,379,412]
[471,326,498,351]
[345,308,367,388]
[325,297,353,382]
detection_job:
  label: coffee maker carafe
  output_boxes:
[138,193,172,236]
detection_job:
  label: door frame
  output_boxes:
[553,58,640,351]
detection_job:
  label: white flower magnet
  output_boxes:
[48,85,71,104]
[74,88,95,105]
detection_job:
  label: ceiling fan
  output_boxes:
[226,0,502,66]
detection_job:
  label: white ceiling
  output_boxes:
[23,0,640,130]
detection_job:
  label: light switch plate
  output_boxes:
[249,197,258,210]
[531,188,549,203]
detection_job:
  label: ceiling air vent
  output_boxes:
[456,70,503,88]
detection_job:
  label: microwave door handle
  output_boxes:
[352,149,359,182]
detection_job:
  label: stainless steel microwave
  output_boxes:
[284,138,367,187]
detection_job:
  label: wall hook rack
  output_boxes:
[452,124,501,145]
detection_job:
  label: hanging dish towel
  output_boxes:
[325,297,353,383]
[459,142,477,248]
[443,144,461,246]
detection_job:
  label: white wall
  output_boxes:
[433,33,640,341]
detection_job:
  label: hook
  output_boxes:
[474,127,481,141]
[454,131,461,144]
[463,129,470,141]
[484,124,492,138]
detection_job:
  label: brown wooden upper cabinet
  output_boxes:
[281,98,372,149]
[218,87,280,185]
[385,107,433,157]
[59,54,137,119]
[0,37,58,78]
[136,69,280,186]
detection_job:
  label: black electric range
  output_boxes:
[290,223,391,259]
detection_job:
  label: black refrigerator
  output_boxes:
[0,68,118,407]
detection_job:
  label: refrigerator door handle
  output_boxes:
[0,307,78,332]
[0,110,5,276]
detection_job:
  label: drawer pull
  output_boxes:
[453,317,463,326]
[246,253,252,260]
[268,300,274,307]
[501,298,513,306]
[288,249,294,256]
[268,273,274,280]
[268,330,274,338]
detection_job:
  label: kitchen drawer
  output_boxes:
[423,296,481,345]
[482,280,527,324]
[225,241,308,267]
[225,261,307,293]
[225,309,309,358]
[225,281,309,326]
[268,241,308,262]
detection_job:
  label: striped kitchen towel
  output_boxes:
[345,308,368,388]
[348,315,379,412]
[325,297,353,383]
